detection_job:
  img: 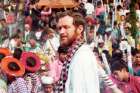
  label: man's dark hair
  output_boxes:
[112,49,123,60]
[117,5,123,11]
[58,46,68,54]
[97,1,102,6]
[111,59,128,72]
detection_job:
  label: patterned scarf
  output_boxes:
[24,73,41,93]
[55,38,85,92]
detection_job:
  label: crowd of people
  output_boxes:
[0,0,140,93]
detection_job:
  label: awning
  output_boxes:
[36,0,79,8]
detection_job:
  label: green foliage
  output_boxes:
[129,0,138,42]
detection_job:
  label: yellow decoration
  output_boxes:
[36,52,49,64]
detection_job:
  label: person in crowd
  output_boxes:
[40,76,54,93]
[44,28,60,58]
[26,38,41,52]
[20,52,42,93]
[25,14,33,29]
[13,48,23,60]
[111,21,121,44]
[55,11,122,93]
[104,26,113,55]
[0,18,9,45]
[86,25,96,49]
[48,46,68,83]
[97,38,105,54]
[85,16,94,27]
[23,24,34,43]
[9,34,23,53]
[105,59,140,93]
[75,3,87,17]
[111,48,123,65]
[0,3,5,21]
[40,29,48,46]
[116,5,124,23]
[82,0,94,16]
[133,50,140,76]
[95,1,106,21]
[35,26,44,43]
[0,57,28,93]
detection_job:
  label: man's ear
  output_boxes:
[76,25,84,35]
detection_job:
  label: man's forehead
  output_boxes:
[82,0,87,2]
[58,16,73,25]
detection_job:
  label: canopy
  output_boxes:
[36,0,79,8]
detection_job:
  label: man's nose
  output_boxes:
[59,27,66,34]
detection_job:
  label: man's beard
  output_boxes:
[60,34,76,47]
[60,38,74,47]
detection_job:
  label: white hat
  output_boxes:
[41,76,54,85]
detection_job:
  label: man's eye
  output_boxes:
[64,26,70,29]
[58,27,62,30]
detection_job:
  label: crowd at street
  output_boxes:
[0,0,140,93]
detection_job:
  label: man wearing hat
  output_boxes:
[21,52,42,93]
[40,76,54,93]
[0,57,29,93]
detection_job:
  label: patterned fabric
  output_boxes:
[24,73,42,93]
[8,78,29,93]
[55,38,85,92]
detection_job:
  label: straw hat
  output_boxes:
[20,52,41,72]
[1,57,25,77]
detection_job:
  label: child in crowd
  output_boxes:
[40,76,54,93]
[105,59,140,93]
[133,50,140,76]
[48,46,68,83]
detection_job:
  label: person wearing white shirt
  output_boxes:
[44,28,60,57]
[56,11,122,93]
[82,0,94,15]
